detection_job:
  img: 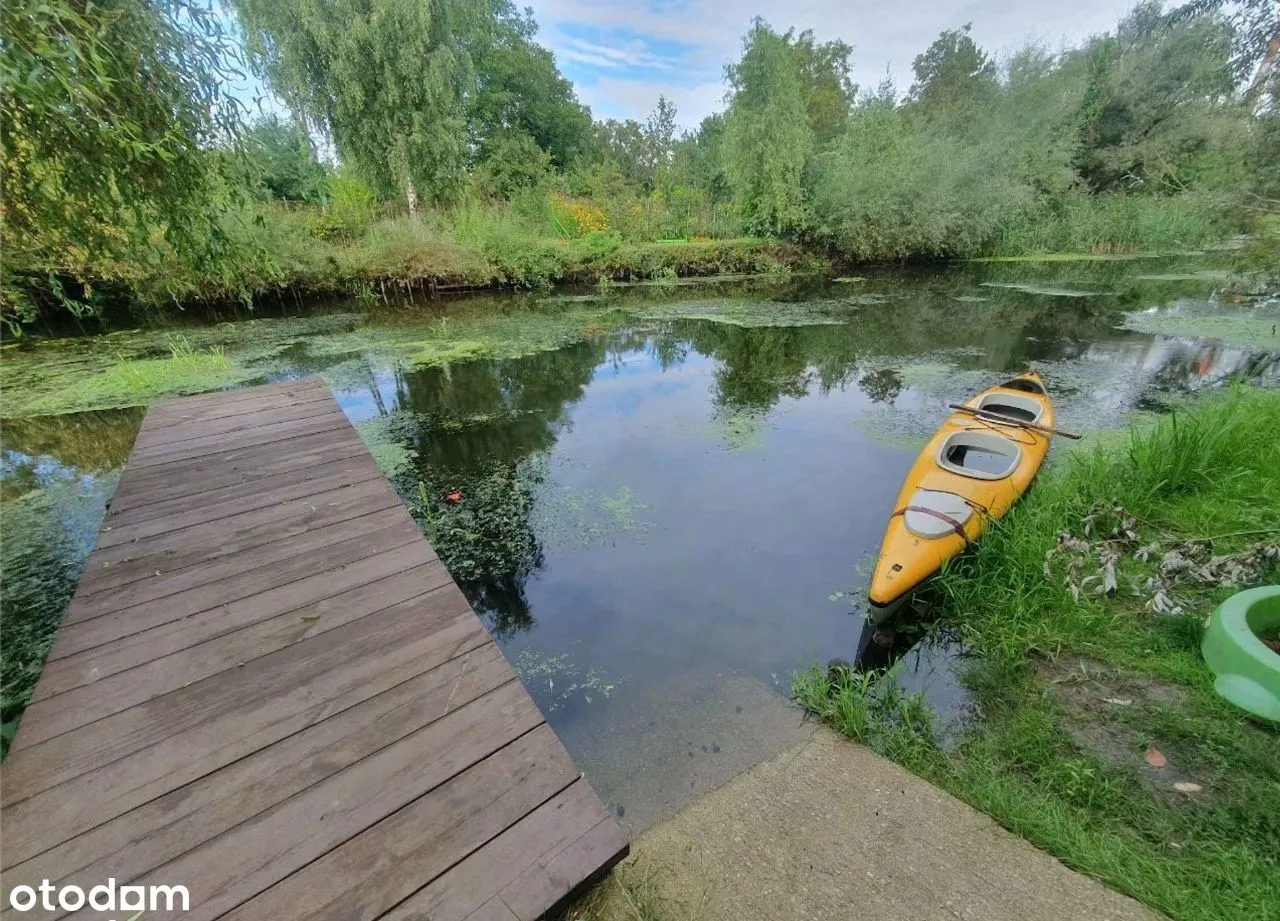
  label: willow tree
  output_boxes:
[722,20,815,235]
[233,0,470,210]
[0,0,243,322]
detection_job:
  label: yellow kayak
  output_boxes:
[868,371,1054,619]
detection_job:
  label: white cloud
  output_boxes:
[531,0,1140,127]
[580,77,728,126]
[556,35,684,70]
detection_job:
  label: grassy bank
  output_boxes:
[796,387,1280,921]
[3,194,822,330]
[6,184,1250,334]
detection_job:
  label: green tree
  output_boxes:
[1073,3,1243,192]
[907,23,997,127]
[236,117,329,203]
[673,113,730,202]
[644,95,679,195]
[472,130,552,198]
[464,0,593,170]
[1,0,244,322]
[1172,0,1280,98]
[723,19,814,235]
[792,30,856,145]
[593,118,655,191]
[233,0,470,211]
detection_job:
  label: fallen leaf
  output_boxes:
[1173,781,1202,794]
[1144,746,1168,768]
[1102,697,1133,706]
[300,615,321,623]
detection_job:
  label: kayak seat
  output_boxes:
[903,489,974,539]
[937,430,1022,480]
[976,391,1044,423]
[1000,376,1047,395]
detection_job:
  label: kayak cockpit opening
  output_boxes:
[976,391,1044,423]
[999,376,1046,395]
[937,431,1021,480]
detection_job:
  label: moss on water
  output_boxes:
[980,282,1113,297]
[1,315,361,416]
[1122,311,1280,349]
[355,412,426,478]
[1,473,119,751]
[632,298,847,328]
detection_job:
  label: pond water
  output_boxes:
[3,257,1278,821]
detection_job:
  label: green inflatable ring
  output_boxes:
[1201,585,1280,722]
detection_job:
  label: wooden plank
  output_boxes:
[105,425,370,505]
[101,453,380,530]
[6,653,517,915]
[125,411,351,469]
[46,520,428,668]
[67,504,406,624]
[1,611,488,850]
[104,432,371,514]
[38,541,433,705]
[132,404,348,457]
[139,380,326,424]
[136,394,339,446]
[83,476,396,585]
[463,899,521,921]
[24,562,454,743]
[215,725,575,921]
[381,780,624,921]
[125,712,561,921]
[98,469,385,550]
[499,814,630,921]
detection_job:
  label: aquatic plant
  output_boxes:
[1,472,118,755]
[792,665,934,763]
[512,646,619,712]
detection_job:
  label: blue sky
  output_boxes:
[528,0,1143,129]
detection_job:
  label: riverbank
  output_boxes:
[795,387,1280,921]
[2,199,824,333]
[8,192,1260,335]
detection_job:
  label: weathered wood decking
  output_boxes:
[0,378,627,920]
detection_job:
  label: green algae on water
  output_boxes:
[1,473,119,753]
[355,411,426,477]
[0,315,361,417]
[1122,311,1280,349]
[533,482,653,550]
[512,645,620,712]
[980,282,1113,297]
[632,298,847,328]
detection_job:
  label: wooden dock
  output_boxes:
[0,378,627,921]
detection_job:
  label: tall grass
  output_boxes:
[993,193,1224,256]
[934,386,1276,662]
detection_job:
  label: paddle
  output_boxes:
[948,403,1083,440]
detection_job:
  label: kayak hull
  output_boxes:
[868,373,1054,612]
